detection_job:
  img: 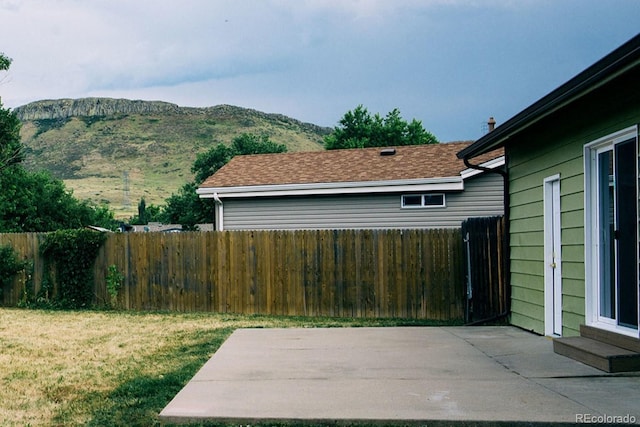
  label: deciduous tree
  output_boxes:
[324,105,438,150]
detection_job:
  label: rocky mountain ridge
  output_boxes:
[16,97,331,218]
[14,98,330,135]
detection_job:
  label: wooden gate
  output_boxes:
[461,216,507,323]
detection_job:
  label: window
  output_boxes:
[401,193,445,208]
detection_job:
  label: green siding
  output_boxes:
[510,216,542,234]
[507,79,640,335]
[509,231,542,247]
[564,294,585,317]
[563,278,584,298]
[562,312,583,336]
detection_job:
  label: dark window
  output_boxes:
[401,193,445,208]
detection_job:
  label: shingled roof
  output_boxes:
[199,142,503,190]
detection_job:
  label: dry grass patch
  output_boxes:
[0,308,449,426]
[0,309,257,426]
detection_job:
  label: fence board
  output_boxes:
[1,228,468,320]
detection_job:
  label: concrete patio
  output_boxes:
[160,326,640,426]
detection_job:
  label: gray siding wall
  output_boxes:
[220,172,504,230]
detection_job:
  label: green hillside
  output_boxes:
[15,99,330,218]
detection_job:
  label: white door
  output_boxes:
[544,175,562,336]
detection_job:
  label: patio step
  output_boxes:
[553,336,640,373]
[579,324,640,353]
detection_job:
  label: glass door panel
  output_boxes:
[597,150,615,320]
[614,138,638,329]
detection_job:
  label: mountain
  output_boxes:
[14,98,330,218]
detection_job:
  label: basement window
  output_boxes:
[401,193,445,208]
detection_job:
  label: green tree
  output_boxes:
[192,143,234,185]
[0,53,118,232]
[163,133,287,229]
[0,52,10,71]
[0,168,117,232]
[324,105,438,150]
[192,133,287,184]
[0,53,18,171]
[129,198,163,225]
[162,182,213,230]
[230,133,287,156]
[0,100,23,172]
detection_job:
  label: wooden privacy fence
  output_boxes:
[461,216,507,323]
[0,229,465,320]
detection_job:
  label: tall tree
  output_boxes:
[324,105,438,150]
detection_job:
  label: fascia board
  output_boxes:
[197,177,464,199]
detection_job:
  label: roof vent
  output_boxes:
[380,148,396,156]
[487,117,496,132]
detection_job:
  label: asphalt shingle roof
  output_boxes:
[199,142,503,189]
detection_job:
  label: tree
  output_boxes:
[0,52,10,71]
[192,144,233,185]
[0,100,23,172]
[324,105,438,150]
[129,197,163,225]
[192,133,287,184]
[163,133,288,229]
[161,182,213,230]
[0,168,118,232]
[0,53,118,232]
[0,53,17,171]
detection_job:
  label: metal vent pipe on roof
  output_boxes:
[487,117,496,132]
[380,148,396,156]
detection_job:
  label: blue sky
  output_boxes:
[0,0,638,142]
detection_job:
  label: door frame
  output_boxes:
[544,174,562,336]
[584,125,640,338]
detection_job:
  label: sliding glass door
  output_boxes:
[587,127,639,335]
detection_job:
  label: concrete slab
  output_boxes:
[160,327,640,425]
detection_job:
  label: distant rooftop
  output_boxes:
[200,142,504,189]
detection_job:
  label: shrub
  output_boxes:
[40,229,108,309]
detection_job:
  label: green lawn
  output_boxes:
[0,308,455,426]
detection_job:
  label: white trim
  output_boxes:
[213,192,224,231]
[197,177,464,199]
[543,174,562,336]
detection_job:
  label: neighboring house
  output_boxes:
[117,222,214,232]
[197,142,504,231]
[458,34,640,370]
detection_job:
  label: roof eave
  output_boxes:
[197,177,465,199]
[457,34,640,160]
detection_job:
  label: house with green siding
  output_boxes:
[458,33,640,372]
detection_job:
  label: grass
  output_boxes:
[0,308,454,426]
